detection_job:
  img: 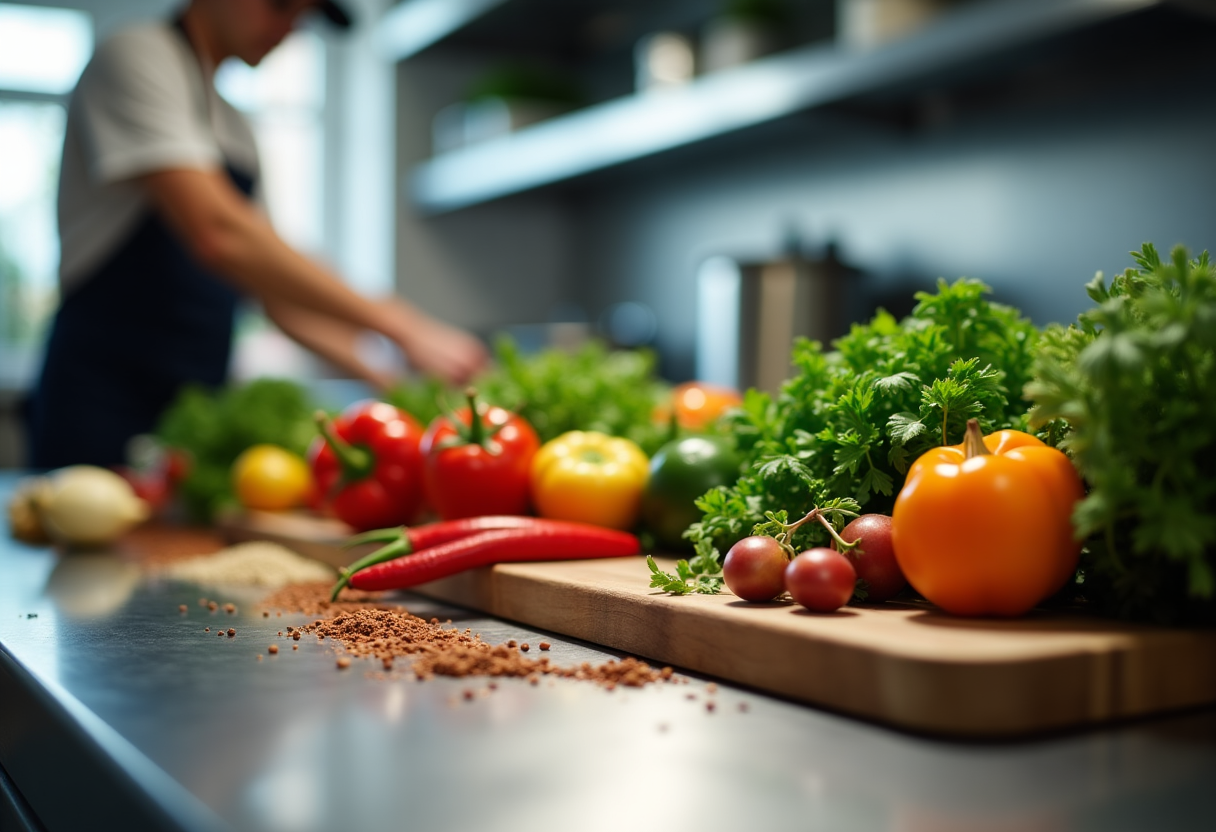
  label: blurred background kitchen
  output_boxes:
[1,0,1214,468]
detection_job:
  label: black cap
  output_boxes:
[318,1,353,29]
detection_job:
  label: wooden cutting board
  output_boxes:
[218,511,1216,738]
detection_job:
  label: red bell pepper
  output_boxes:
[419,389,540,520]
[308,400,426,531]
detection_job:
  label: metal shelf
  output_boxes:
[399,0,1207,214]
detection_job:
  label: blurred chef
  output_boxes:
[26,0,488,469]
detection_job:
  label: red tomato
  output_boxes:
[785,548,856,613]
[420,397,541,520]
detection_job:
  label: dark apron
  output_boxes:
[26,20,254,469]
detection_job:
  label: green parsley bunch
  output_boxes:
[1027,244,1216,624]
[689,278,1039,557]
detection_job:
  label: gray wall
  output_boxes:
[566,68,1216,379]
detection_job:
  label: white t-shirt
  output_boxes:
[57,21,260,294]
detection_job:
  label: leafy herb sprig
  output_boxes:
[646,540,724,595]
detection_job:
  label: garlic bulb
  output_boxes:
[36,466,150,547]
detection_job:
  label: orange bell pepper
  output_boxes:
[891,419,1085,616]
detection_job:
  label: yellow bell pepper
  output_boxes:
[530,431,649,530]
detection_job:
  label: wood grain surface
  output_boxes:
[219,511,1216,737]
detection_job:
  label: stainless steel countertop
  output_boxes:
[2,472,1214,832]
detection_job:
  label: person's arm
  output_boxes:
[138,167,488,385]
[262,299,398,391]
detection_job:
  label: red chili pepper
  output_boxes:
[342,525,639,593]
[307,401,426,531]
[419,388,540,520]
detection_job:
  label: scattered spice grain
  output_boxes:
[208,601,218,611]
[259,581,400,617]
[268,644,279,655]
[520,643,529,652]
[336,657,351,670]
[224,603,236,614]
[539,642,550,651]
[204,627,210,632]
[292,632,301,641]
[227,628,236,637]
[178,604,187,613]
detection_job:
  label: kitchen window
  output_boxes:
[0,2,91,389]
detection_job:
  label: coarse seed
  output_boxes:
[178,604,187,613]
[706,683,718,694]
[520,643,530,652]
[224,603,236,614]
[262,611,269,618]
[204,627,210,632]
[336,656,351,669]
[539,642,551,651]
[292,645,298,651]
[507,640,517,648]
[292,632,301,641]
[217,630,224,637]
[227,628,236,637]
[382,658,393,671]
[268,645,279,655]
[208,601,218,611]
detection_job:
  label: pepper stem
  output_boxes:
[962,418,991,460]
[315,411,373,481]
[465,387,484,446]
[329,532,414,601]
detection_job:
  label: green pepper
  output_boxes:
[641,435,741,551]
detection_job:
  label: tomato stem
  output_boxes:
[962,418,991,459]
[773,506,858,558]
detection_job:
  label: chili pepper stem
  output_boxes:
[330,536,413,601]
[962,418,992,459]
[342,526,407,549]
[315,411,373,481]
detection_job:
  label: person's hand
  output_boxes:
[388,299,489,387]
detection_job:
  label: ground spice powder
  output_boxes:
[261,582,671,689]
